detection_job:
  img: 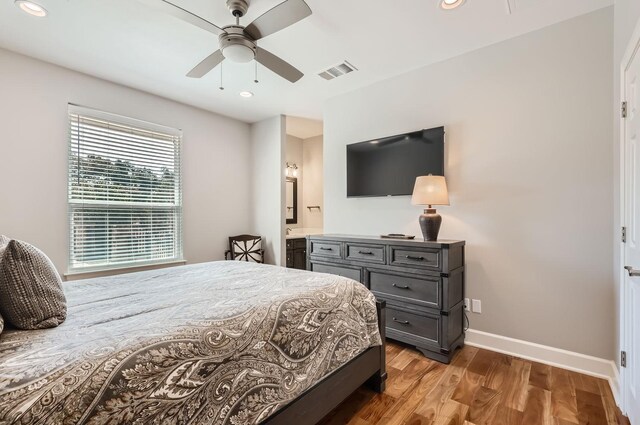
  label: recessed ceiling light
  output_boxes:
[239,91,254,98]
[440,0,466,10]
[15,1,48,17]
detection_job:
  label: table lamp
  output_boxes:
[411,175,449,241]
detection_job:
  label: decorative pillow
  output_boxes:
[232,238,263,263]
[0,239,67,329]
[0,234,9,261]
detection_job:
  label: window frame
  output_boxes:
[66,104,184,274]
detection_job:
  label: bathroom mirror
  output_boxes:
[286,177,297,224]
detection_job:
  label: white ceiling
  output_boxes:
[286,116,322,139]
[0,0,612,123]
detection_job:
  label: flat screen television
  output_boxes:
[346,126,445,197]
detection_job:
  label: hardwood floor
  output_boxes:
[319,341,629,425]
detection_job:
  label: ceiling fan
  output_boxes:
[140,0,312,83]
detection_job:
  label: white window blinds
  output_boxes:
[68,105,183,272]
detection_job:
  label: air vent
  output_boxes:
[318,60,358,80]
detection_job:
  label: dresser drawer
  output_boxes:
[310,262,361,282]
[345,243,385,264]
[389,246,441,270]
[369,271,440,309]
[385,304,440,346]
[310,241,341,258]
[307,235,465,363]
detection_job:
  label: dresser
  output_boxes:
[307,235,465,363]
[286,237,307,270]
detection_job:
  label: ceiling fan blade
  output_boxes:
[138,0,223,36]
[187,50,225,78]
[244,0,312,41]
[256,47,303,83]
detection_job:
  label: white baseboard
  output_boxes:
[465,329,621,407]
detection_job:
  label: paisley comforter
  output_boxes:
[0,261,381,425]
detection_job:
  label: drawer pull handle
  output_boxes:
[392,317,410,325]
[405,255,425,261]
[320,247,333,251]
[358,251,374,255]
[392,283,410,289]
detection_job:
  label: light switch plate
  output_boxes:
[472,299,482,314]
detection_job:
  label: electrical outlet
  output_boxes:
[464,298,470,311]
[472,299,482,314]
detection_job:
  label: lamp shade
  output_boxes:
[411,175,450,206]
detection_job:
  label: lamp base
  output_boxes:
[419,208,442,241]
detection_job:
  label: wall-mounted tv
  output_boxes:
[347,126,445,197]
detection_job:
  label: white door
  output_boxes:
[624,40,640,425]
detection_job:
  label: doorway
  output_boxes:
[284,116,324,269]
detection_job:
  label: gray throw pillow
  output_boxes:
[0,239,67,329]
[0,234,9,260]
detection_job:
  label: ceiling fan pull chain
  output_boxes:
[219,62,224,91]
[254,60,259,84]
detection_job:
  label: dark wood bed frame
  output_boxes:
[265,300,387,424]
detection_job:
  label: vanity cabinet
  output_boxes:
[307,234,465,364]
[286,238,307,270]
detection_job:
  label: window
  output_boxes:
[68,105,183,273]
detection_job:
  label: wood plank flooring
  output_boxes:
[318,341,629,425]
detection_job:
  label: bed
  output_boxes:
[0,261,386,424]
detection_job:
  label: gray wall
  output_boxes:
[302,135,324,230]
[323,9,614,359]
[250,116,286,265]
[0,48,252,276]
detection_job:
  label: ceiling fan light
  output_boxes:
[15,0,47,17]
[222,44,255,63]
[440,0,466,10]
